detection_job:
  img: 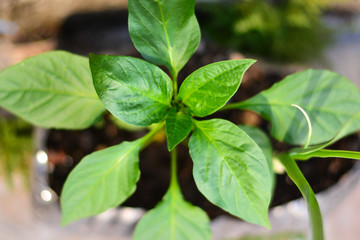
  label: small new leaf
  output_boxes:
[61,139,142,225]
[0,51,105,129]
[134,186,211,240]
[128,0,200,74]
[90,54,172,127]
[166,107,193,151]
[178,59,255,117]
[189,119,271,227]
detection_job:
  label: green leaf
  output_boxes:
[278,154,324,240]
[61,139,142,225]
[238,125,274,190]
[233,69,360,145]
[128,0,200,74]
[178,60,255,117]
[165,107,193,151]
[290,110,360,159]
[0,51,105,129]
[189,119,271,227]
[134,186,211,240]
[89,54,172,127]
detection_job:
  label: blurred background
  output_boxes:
[1,0,360,239]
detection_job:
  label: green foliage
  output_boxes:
[232,69,360,145]
[293,149,360,161]
[198,0,331,62]
[178,60,255,117]
[1,0,360,239]
[0,118,33,188]
[189,119,271,227]
[128,0,200,75]
[0,51,105,129]
[238,125,274,190]
[89,54,172,127]
[165,107,192,151]
[134,183,211,240]
[290,110,360,158]
[278,154,323,240]
[61,139,143,225]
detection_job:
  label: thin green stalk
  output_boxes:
[172,70,178,100]
[293,149,360,161]
[278,154,324,240]
[220,102,245,111]
[140,121,165,150]
[170,147,179,189]
[291,104,312,149]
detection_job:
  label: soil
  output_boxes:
[46,10,358,220]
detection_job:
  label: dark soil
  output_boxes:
[46,9,358,219]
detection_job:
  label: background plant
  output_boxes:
[0,117,33,188]
[0,0,360,239]
[197,0,333,62]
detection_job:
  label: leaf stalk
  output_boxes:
[278,154,324,240]
[170,147,179,190]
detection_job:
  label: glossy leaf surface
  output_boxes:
[234,69,360,145]
[0,51,105,129]
[90,54,172,126]
[178,60,255,117]
[189,119,271,227]
[134,186,211,240]
[165,107,193,151]
[61,140,142,225]
[239,125,274,190]
[128,0,200,74]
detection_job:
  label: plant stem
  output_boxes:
[172,70,178,100]
[220,101,249,111]
[278,154,324,240]
[293,149,360,161]
[170,147,179,189]
[291,104,312,148]
[140,121,165,150]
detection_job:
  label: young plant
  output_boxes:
[1,0,360,239]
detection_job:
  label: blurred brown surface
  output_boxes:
[0,39,56,70]
[0,0,127,40]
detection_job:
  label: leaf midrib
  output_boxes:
[99,63,171,106]
[64,142,141,223]
[194,122,266,224]
[1,88,99,99]
[181,64,245,102]
[156,0,175,72]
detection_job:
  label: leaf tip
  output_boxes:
[262,216,271,229]
[167,143,175,152]
[60,214,71,227]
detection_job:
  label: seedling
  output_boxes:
[1,0,360,239]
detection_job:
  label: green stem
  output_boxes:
[170,147,179,189]
[291,104,312,149]
[293,149,360,161]
[172,70,178,100]
[140,121,165,150]
[220,102,243,111]
[278,154,324,240]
